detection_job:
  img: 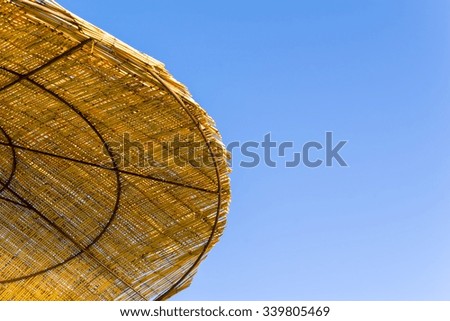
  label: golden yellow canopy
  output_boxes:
[0,0,230,300]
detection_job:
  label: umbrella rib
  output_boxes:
[0,127,17,194]
[0,195,25,207]
[149,72,224,301]
[0,185,147,301]
[0,39,92,92]
[0,141,217,194]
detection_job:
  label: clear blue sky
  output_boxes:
[58,0,450,300]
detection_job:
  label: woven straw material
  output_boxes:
[0,0,230,300]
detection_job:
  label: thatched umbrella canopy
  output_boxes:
[0,0,230,300]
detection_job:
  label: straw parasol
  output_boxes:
[0,0,230,300]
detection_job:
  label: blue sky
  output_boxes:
[58,0,450,300]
